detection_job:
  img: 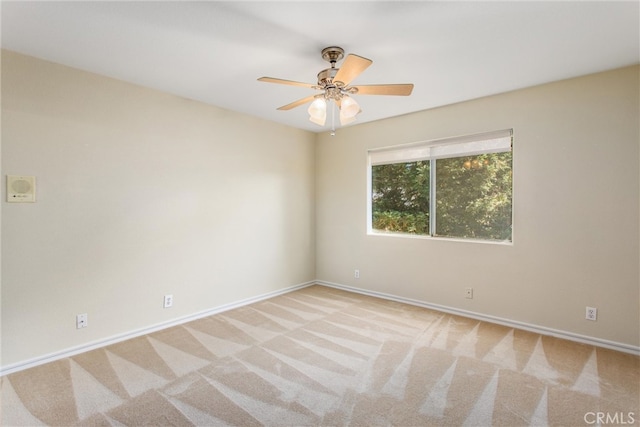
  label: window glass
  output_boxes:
[369,130,513,242]
[435,152,512,240]
[372,161,429,235]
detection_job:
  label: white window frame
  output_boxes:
[367,129,513,243]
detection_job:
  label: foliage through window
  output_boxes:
[369,130,513,242]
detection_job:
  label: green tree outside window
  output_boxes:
[371,152,512,241]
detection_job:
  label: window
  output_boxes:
[368,129,513,242]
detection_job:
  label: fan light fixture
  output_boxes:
[307,95,360,126]
[258,46,414,132]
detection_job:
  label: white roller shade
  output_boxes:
[369,129,512,165]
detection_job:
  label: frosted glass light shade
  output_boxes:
[340,96,359,118]
[308,98,327,123]
[339,110,357,125]
[309,115,326,126]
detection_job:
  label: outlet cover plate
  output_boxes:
[76,313,88,329]
[164,294,173,308]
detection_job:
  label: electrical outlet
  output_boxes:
[76,313,88,329]
[354,269,360,279]
[586,306,597,321]
[465,287,473,299]
[164,294,173,308]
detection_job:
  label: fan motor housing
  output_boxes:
[317,68,339,87]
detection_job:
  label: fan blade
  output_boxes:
[333,54,372,87]
[277,95,317,111]
[258,77,316,88]
[352,84,414,96]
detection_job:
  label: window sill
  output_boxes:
[367,230,513,246]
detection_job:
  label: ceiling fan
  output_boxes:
[258,46,414,128]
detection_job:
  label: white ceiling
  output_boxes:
[2,1,639,133]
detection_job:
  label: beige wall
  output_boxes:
[316,65,639,348]
[1,51,316,366]
[2,50,638,370]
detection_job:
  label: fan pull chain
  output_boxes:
[330,100,336,136]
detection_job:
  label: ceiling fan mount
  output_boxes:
[320,46,344,65]
[258,46,414,127]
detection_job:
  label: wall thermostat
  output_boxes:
[7,175,36,203]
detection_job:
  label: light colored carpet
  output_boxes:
[1,285,638,426]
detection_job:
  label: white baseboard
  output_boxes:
[2,279,637,376]
[0,281,316,376]
[316,280,640,356]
